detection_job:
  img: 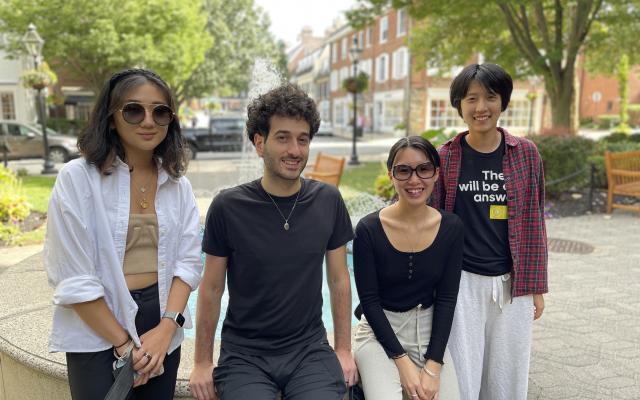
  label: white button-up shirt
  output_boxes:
[44,158,202,354]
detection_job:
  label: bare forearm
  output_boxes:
[71,298,128,346]
[329,277,352,351]
[194,286,223,364]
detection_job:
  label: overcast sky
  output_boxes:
[255,0,358,47]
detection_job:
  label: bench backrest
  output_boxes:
[605,150,640,187]
[307,152,346,186]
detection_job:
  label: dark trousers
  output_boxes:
[213,339,347,400]
[66,283,181,400]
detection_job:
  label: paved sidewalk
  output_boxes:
[528,213,640,399]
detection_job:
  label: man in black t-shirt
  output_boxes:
[189,84,357,400]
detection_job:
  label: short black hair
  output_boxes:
[78,68,186,178]
[449,63,513,117]
[386,135,440,171]
[246,83,320,144]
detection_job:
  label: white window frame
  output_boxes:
[376,54,389,82]
[397,9,407,37]
[392,47,409,79]
[341,37,347,60]
[0,92,16,120]
[331,43,337,63]
[379,16,388,43]
[366,27,372,47]
[330,71,339,92]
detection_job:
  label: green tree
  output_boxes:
[584,2,640,133]
[0,0,211,97]
[177,0,286,102]
[347,0,640,134]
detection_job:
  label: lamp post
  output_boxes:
[22,23,56,174]
[348,36,362,166]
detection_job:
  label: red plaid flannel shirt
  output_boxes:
[431,128,548,297]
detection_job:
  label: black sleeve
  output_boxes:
[202,192,231,257]
[424,215,464,364]
[327,188,354,250]
[353,219,405,358]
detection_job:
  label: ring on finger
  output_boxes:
[143,352,152,362]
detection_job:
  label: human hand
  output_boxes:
[533,294,545,320]
[133,371,150,388]
[133,320,175,376]
[419,361,441,400]
[395,356,427,399]
[189,362,217,400]
[335,348,359,386]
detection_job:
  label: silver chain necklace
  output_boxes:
[264,181,302,231]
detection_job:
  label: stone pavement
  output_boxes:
[527,213,640,399]
[2,212,639,399]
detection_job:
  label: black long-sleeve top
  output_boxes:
[353,209,464,364]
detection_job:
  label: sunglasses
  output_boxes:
[392,162,436,180]
[118,102,175,126]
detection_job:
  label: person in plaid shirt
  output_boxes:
[431,63,548,400]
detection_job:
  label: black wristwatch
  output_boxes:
[162,311,185,327]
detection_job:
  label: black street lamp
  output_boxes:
[22,23,56,174]
[348,36,362,166]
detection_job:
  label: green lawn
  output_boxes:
[21,175,56,213]
[340,161,385,194]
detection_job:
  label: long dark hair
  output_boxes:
[78,68,186,178]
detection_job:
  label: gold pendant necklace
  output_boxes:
[131,169,155,210]
[264,180,302,231]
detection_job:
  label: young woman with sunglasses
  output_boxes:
[44,68,202,399]
[353,136,464,400]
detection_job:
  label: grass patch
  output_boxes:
[340,161,385,195]
[6,224,46,246]
[21,175,56,213]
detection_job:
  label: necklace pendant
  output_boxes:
[284,222,290,230]
[140,198,149,209]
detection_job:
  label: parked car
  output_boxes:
[182,115,245,159]
[316,120,333,137]
[0,120,79,163]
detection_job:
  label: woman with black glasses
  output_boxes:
[44,68,202,399]
[353,136,463,400]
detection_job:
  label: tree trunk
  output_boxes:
[544,65,577,135]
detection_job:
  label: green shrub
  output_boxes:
[597,115,619,129]
[590,139,640,189]
[528,135,596,197]
[372,162,394,200]
[47,117,84,136]
[0,166,30,223]
[421,128,457,147]
[0,222,20,243]
[602,132,632,142]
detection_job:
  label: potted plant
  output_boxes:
[21,62,58,90]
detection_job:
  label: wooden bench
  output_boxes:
[305,152,346,187]
[604,150,640,213]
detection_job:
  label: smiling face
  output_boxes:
[389,147,439,206]
[112,82,170,158]
[254,115,311,184]
[460,80,502,136]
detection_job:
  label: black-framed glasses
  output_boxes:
[118,102,175,126]
[392,162,436,180]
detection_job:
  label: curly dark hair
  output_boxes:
[246,83,320,145]
[78,68,187,178]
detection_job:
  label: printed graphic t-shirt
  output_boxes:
[454,134,512,276]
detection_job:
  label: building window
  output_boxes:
[331,43,337,63]
[607,101,613,112]
[366,27,373,47]
[392,48,408,79]
[499,100,530,129]
[77,103,92,121]
[380,16,388,43]
[358,31,364,48]
[383,100,404,129]
[397,9,408,36]
[376,54,389,82]
[330,71,338,92]
[0,92,16,120]
[359,59,372,78]
[429,99,463,128]
[341,37,347,60]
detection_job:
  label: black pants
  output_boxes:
[213,339,347,400]
[66,283,181,400]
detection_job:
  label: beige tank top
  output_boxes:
[123,214,158,275]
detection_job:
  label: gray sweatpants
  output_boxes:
[449,271,534,400]
[354,305,460,400]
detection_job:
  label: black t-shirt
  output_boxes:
[454,134,512,276]
[353,210,464,364]
[202,178,354,355]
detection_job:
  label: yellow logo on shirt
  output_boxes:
[490,205,508,220]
